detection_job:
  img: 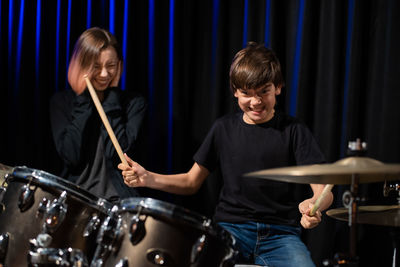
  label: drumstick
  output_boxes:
[310,184,334,216]
[84,75,128,165]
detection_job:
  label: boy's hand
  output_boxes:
[118,153,147,187]
[299,200,322,229]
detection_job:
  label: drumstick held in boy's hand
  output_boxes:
[310,184,334,216]
[84,75,128,165]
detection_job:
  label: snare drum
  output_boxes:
[0,166,113,266]
[93,197,237,267]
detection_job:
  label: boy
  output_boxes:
[119,42,333,267]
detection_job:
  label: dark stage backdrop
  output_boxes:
[1,0,399,266]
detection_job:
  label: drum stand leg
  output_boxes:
[323,174,360,267]
[384,183,400,267]
[348,174,359,260]
[390,229,400,267]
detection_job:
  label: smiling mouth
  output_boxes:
[95,80,109,85]
[249,107,265,114]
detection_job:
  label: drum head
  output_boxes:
[119,197,219,233]
[8,166,111,212]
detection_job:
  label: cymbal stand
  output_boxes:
[324,139,366,267]
[342,173,359,260]
[390,229,400,267]
[343,139,367,263]
[323,174,360,267]
[383,181,400,267]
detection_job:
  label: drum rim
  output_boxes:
[8,166,113,213]
[119,197,235,244]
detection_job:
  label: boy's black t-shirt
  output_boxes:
[193,111,326,226]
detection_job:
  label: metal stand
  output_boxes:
[344,174,359,259]
[390,229,400,267]
[323,139,366,266]
[323,175,360,266]
[384,184,400,267]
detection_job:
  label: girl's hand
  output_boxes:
[110,60,123,87]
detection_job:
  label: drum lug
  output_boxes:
[97,214,122,250]
[146,249,172,266]
[129,214,146,245]
[28,247,88,267]
[0,233,9,264]
[190,234,207,264]
[18,183,36,212]
[84,214,101,237]
[43,191,68,233]
[36,197,49,218]
[91,206,123,266]
[33,233,53,248]
[0,186,7,213]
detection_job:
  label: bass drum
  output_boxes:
[95,197,237,267]
[0,166,113,266]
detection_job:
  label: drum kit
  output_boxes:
[1,140,400,267]
[0,166,236,267]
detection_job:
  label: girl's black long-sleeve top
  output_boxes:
[50,87,147,201]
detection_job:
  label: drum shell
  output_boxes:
[103,198,236,267]
[0,167,111,266]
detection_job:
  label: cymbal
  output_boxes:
[245,157,400,184]
[0,163,14,183]
[326,205,400,227]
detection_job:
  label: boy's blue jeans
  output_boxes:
[218,221,315,267]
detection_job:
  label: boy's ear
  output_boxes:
[275,85,282,95]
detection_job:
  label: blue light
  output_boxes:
[211,0,219,82]
[289,0,305,116]
[109,0,115,34]
[8,0,13,70]
[242,0,248,47]
[167,0,175,172]
[16,0,25,88]
[66,0,72,88]
[87,0,92,28]
[36,0,41,86]
[121,0,128,90]
[148,0,155,118]
[55,0,61,90]
[264,0,271,47]
[340,0,355,157]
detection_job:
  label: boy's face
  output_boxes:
[234,83,281,124]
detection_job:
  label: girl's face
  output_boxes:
[234,83,281,124]
[91,47,119,91]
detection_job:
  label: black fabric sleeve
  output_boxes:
[49,90,93,168]
[193,121,219,172]
[101,87,147,165]
[291,122,326,165]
